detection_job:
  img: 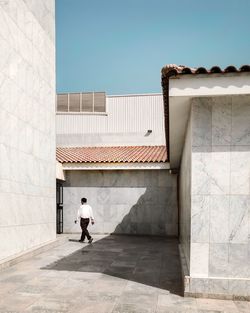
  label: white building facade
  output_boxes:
[56,93,165,147]
[0,0,56,264]
[162,65,250,299]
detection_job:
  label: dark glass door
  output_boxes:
[56,181,63,234]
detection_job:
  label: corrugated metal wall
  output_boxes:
[56,94,165,147]
[107,94,164,133]
[57,114,108,134]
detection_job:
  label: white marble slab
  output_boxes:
[191,195,209,243]
[229,196,249,243]
[209,243,229,277]
[210,195,229,243]
[190,243,209,277]
[229,243,249,278]
[230,146,250,195]
[191,97,212,147]
[210,146,230,195]
[232,95,250,145]
[192,146,211,195]
[212,96,232,146]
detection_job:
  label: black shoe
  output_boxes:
[88,238,93,244]
[78,240,84,243]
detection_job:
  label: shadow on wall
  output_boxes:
[42,235,183,296]
[110,187,177,236]
[63,169,178,236]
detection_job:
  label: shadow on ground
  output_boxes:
[42,235,183,296]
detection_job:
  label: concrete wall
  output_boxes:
[0,0,56,262]
[56,94,165,147]
[183,94,250,299]
[63,170,178,236]
[179,114,192,271]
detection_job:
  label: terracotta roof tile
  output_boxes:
[56,146,167,164]
[161,64,250,78]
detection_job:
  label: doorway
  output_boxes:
[56,181,63,234]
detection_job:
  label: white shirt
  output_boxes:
[77,204,94,220]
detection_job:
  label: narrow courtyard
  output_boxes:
[0,235,249,313]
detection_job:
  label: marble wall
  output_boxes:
[63,170,178,236]
[179,114,192,271]
[0,0,56,262]
[183,95,250,298]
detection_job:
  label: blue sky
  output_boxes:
[56,0,250,94]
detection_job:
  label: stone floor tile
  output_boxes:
[68,271,103,280]
[130,272,160,287]
[156,306,197,313]
[0,281,22,295]
[120,291,158,307]
[100,273,128,282]
[112,303,154,313]
[234,301,250,312]
[92,277,127,294]
[0,294,39,311]
[70,302,116,313]
[158,294,197,308]
[76,291,119,304]
[14,284,51,296]
[25,298,72,312]
[124,281,159,294]
[111,260,137,268]
[39,269,70,278]
[0,274,29,284]
[29,275,66,287]
[159,277,182,292]
[196,298,239,312]
[195,311,222,313]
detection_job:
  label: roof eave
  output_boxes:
[61,162,170,171]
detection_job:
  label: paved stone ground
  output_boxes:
[0,235,249,313]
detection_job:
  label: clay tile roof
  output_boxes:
[56,146,167,164]
[161,64,250,78]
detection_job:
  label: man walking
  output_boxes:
[75,198,94,243]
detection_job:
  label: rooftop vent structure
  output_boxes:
[57,92,106,113]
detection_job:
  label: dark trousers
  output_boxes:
[80,218,91,241]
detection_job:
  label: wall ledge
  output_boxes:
[0,235,68,272]
[62,162,170,171]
